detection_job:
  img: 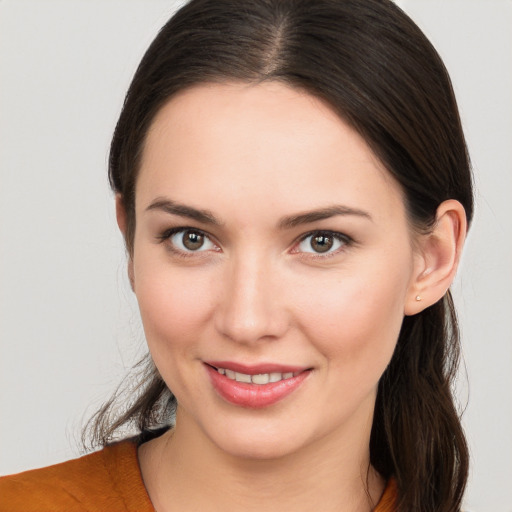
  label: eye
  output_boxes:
[164,228,218,253]
[296,231,350,255]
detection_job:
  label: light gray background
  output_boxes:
[1,1,511,510]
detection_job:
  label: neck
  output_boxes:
[139,413,384,512]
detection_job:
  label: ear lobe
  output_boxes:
[405,200,467,315]
[115,194,136,292]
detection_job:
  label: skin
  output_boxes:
[117,82,467,512]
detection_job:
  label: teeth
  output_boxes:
[269,372,282,383]
[235,372,252,383]
[216,367,299,385]
[251,373,270,385]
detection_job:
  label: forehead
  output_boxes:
[137,82,406,226]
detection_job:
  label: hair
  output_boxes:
[86,1,473,510]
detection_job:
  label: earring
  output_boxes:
[415,295,422,301]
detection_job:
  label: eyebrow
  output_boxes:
[278,205,372,229]
[146,198,222,226]
[146,198,372,228]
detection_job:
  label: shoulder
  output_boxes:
[375,478,398,512]
[0,441,154,512]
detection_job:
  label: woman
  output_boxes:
[0,0,472,511]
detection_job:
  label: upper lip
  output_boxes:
[205,361,310,375]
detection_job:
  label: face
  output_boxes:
[130,82,420,460]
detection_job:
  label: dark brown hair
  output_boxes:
[87,1,472,510]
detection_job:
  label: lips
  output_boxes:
[205,361,311,408]
[220,367,300,384]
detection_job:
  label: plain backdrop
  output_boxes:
[1,1,511,510]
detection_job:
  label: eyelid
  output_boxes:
[291,230,353,257]
[156,226,221,255]
[156,227,352,258]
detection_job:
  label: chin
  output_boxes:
[213,430,305,461]
[197,410,325,462]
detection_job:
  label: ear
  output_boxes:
[404,200,467,315]
[115,193,127,235]
[115,194,135,292]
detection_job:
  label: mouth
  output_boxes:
[204,361,312,408]
[210,365,301,385]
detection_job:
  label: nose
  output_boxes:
[214,254,289,345]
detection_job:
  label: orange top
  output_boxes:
[0,441,397,511]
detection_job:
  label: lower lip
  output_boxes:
[206,365,311,409]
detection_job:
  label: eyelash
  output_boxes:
[156,227,220,258]
[156,227,353,259]
[292,230,353,259]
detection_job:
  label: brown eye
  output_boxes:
[182,230,204,250]
[310,234,333,253]
[296,231,349,255]
[167,229,216,253]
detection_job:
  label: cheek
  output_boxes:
[132,261,219,403]
[133,257,215,353]
[292,261,410,376]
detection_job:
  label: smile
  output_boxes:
[205,362,311,408]
[215,367,301,385]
